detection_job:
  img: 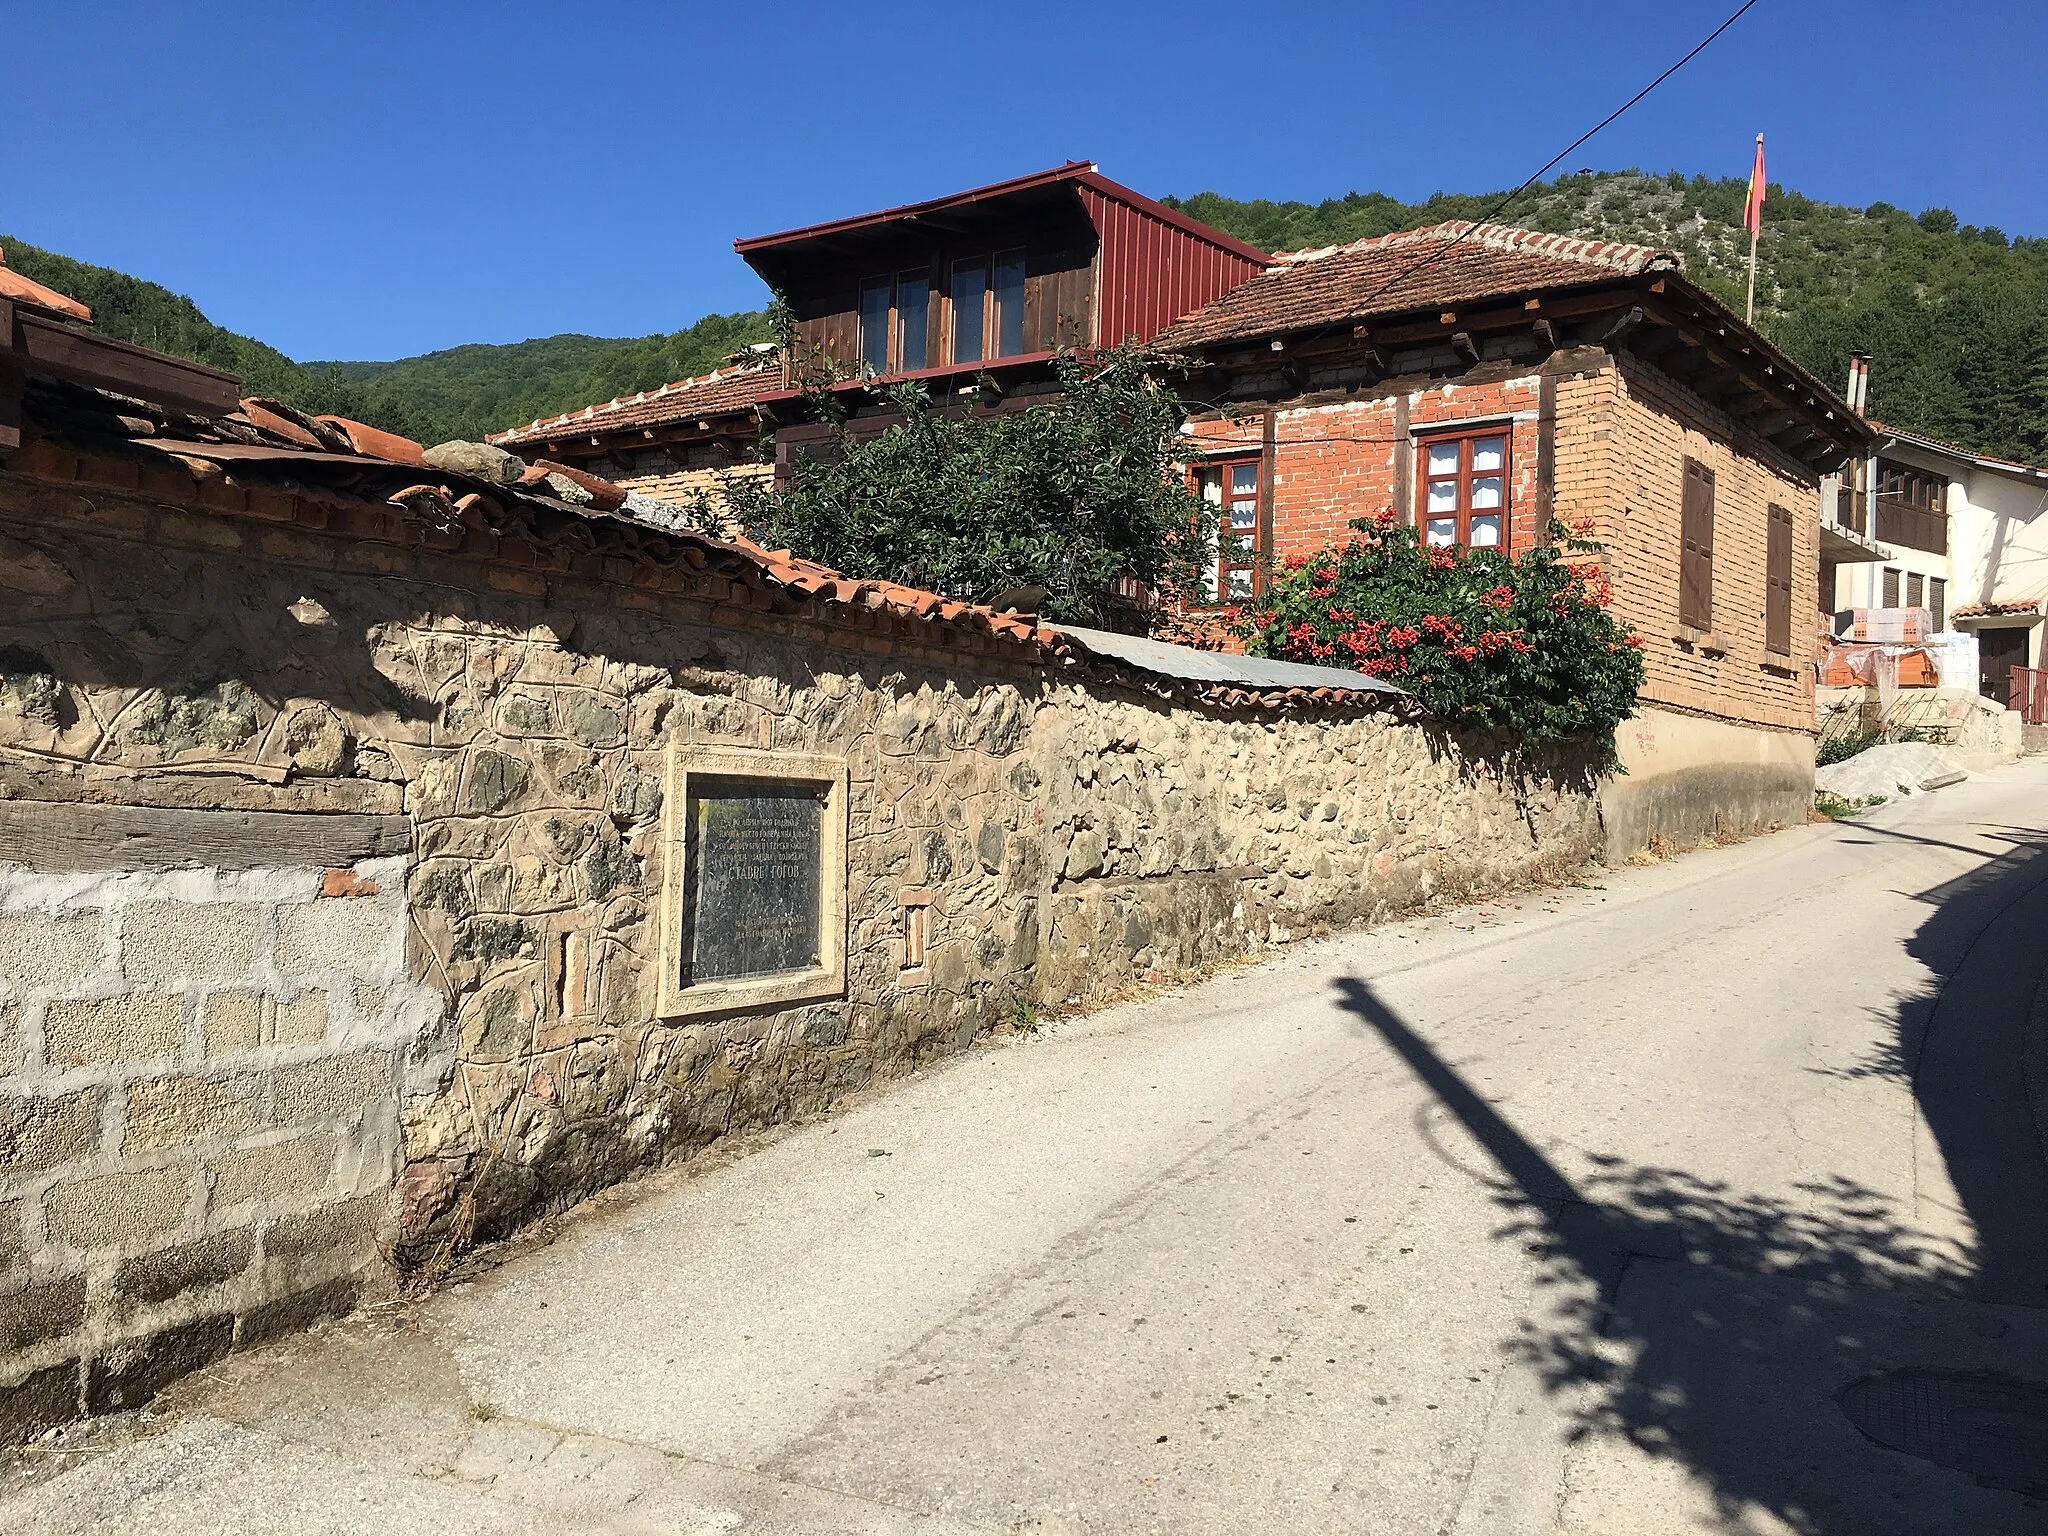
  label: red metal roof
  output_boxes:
[734,162,1270,265]
[1155,221,1682,349]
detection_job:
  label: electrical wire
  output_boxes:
[1291,0,1765,340]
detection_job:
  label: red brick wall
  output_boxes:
[1182,357,1820,736]
[1559,362,1818,735]
[1184,376,1546,560]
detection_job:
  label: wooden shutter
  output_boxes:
[1883,567,1900,607]
[1931,576,1947,631]
[1680,458,1715,632]
[1766,502,1793,654]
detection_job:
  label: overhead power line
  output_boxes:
[1320,0,1767,324]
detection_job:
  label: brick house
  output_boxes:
[1152,222,1874,856]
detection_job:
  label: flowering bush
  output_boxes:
[1232,512,1645,747]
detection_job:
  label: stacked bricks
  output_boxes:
[1183,375,1547,563]
[0,855,434,1440]
[1556,360,1818,735]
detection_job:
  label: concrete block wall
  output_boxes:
[0,851,438,1440]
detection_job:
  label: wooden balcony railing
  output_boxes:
[1874,493,1947,554]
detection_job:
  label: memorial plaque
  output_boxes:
[682,776,824,985]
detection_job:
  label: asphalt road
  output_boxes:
[10,758,2048,1533]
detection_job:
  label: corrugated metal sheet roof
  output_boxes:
[1052,624,1404,697]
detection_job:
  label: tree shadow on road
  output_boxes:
[1331,824,2048,1531]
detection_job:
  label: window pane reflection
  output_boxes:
[993,252,1025,358]
[950,261,986,365]
[896,274,928,371]
[1471,476,1503,509]
[1426,518,1457,546]
[1471,437,1505,472]
[1468,514,1503,547]
[860,278,891,373]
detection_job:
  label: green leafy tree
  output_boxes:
[718,346,1213,627]
[1233,513,1645,750]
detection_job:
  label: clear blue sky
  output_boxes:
[12,1,2045,362]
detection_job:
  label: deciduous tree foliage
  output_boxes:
[1233,513,1646,750]
[717,348,1214,628]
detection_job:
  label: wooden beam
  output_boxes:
[1599,307,1645,345]
[0,801,409,872]
[9,309,242,417]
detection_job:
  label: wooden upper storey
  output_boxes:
[736,164,1269,390]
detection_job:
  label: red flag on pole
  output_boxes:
[1744,134,1766,237]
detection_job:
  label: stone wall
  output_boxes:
[0,466,1602,1432]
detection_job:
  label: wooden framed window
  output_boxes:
[1417,428,1509,549]
[896,271,929,371]
[1765,502,1793,655]
[1194,458,1262,604]
[992,250,1026,358]
[859,276,892,374]
[1680,457,1716,632]
[1882,567,1901,608]
[950,258,988,365]
[858,273,931,375]
[1930,576,1947,631]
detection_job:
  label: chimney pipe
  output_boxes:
[1846,354,1870,416]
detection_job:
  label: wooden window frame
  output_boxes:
[1679,457,1716,634]
[859,275,893,375]
[991,248,1027,360]
[1415,426,1513,550]
[894,268,930,373]
[1191,454,1264,607]
[949,256,991,366]
[1765,501,1793,656]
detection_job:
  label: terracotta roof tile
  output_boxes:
[489,358,779,449]
[0,247,93,323]
[1953,598,2042,618]
[315,415,427,466]
[1155,220,1681,350]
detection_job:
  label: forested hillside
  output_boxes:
[1167,170,2048,465]
[6,166,2043,463]
[310,313,776,445]
[0,234,774,445]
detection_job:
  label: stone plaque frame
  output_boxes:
[657,744,848,1020]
